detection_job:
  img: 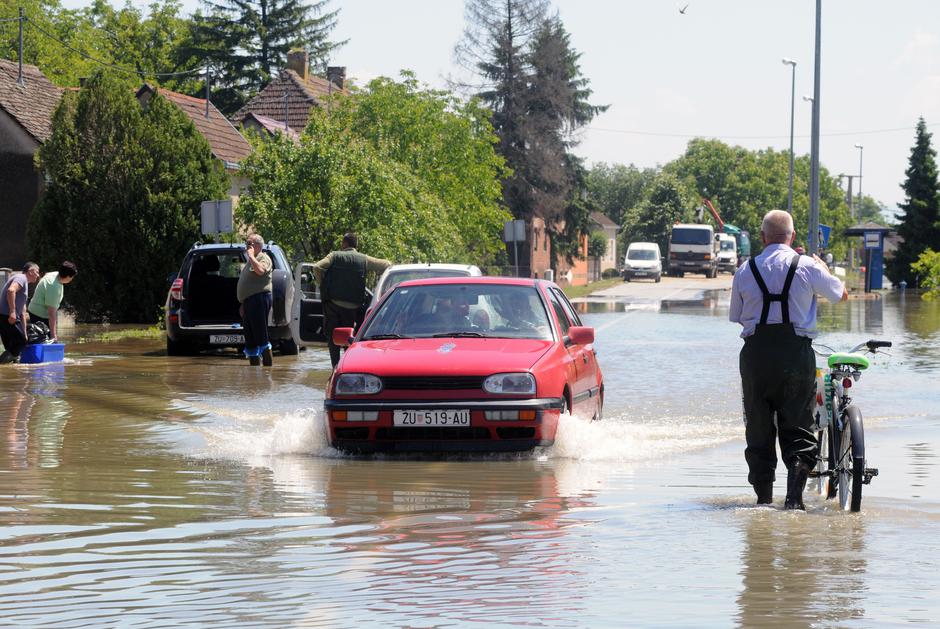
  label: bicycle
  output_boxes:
[811,339,892,512]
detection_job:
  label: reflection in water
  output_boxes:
[0,364,69,470]
[736,511,868,628]
[906,442,936,495]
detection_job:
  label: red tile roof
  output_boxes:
[241,112,301,142]
[137,84,252,165]
[233,69,342,132]
[590,211,620,229]
[0,58,64,143]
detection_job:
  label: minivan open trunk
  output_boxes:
[185,253,243,325]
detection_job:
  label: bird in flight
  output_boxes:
[679,3,689,14]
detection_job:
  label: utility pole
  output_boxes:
[17,8,25,86]
[808,0,822,254]
[204,65,211,118]
[839,174,855,269]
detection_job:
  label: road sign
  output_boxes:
[503,219,526,243]
[818,223,831,248]
[201,199,233,235]
[864,231,881,249]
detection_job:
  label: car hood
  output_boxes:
[340,337,554,376]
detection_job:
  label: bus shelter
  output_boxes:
[843,222,895,292]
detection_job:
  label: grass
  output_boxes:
[562,277,622,299]
[73,326,164,343]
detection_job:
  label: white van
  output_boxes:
[716,233,738,273]
[622,242,662,282]
[667,224,718,278]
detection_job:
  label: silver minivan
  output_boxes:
[622,242,662,282]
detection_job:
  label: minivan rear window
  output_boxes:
[671,228,712,245]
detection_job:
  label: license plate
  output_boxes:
[210,334,245,344]
[393,409,471,427]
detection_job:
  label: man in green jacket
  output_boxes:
[313,233,391,368]
[27,261,77,342]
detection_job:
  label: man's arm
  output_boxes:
[6,282,20,324]
[811,255,848,302]
[311,253,333,284]
[729,270,743,324]
[47,306,57,338]
[365,256,392,275]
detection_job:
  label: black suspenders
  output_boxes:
[748,255,800,325]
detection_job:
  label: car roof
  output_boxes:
[396,276,543,289]
[383,263,481,273]
[189,242,281,252]
[627,242,659,248]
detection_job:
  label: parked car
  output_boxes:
[165,242,300,356]
[716,233,738,273]
[622,242,662,282]
[323,277,603,453]
[371,263,482,306]
[667,223,718,278]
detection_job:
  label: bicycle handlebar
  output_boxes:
[866,340,892,349]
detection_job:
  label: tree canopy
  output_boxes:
[28,70,227,322]
[237,74,510,267]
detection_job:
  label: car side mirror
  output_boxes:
[566,326,594,346]
[333,327,355,347]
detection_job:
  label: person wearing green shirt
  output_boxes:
[27,261,77,341]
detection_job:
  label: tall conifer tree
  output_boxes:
[889,117,940,284]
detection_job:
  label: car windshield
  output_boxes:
[363,284,552,340]
[671,228,712,245]
[627,249,657,260]
[720,240,735,251]
[380,269,471,296]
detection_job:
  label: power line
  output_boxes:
[587,123,938,141]
[24,17,207,78]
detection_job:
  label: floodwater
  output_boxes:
[1,292,938,627]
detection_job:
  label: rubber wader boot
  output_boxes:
[755,482,773,505]
[261,348,273,367]
[248,355,261,366]
[784,460,811,510]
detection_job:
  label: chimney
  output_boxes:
[326,66,346,90]
[287,49,309,81]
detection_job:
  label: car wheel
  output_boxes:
[655,274,661,283]
[279,337,299,356]
[166,336,193,356]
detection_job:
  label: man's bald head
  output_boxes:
[760,210,795,245]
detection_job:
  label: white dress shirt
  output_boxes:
[730,244,845,338]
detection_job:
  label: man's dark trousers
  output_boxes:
[740,323,817,486]
[242,291,272,354]
[0,319,26,357]
[324,301,357,368]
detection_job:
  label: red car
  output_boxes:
[325,277,603,453]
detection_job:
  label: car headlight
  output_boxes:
[483,373,536,394]
[334,373,383,395]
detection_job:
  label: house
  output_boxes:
[136,84,253,200]
[233,50,345,134]
[0,58,64,268]
[240,112,301,143]
[588,211,620,281]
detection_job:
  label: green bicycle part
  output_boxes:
[827,352,870,370]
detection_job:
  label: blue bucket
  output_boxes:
[19,343,65,364]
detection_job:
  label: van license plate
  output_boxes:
[210,334,244,344]
[393,409,471,427]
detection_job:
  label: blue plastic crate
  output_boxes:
[19,343,65,364]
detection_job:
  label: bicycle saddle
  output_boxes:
[827,353,870,370]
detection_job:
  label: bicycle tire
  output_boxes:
[815,425,837,499]
[838,405,866,512]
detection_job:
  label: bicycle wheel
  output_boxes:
[814,425,837,498]
[837,406,866,512]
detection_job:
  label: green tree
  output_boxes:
[238,113,479,265]
[329,73,510,265]
[188,0,342,113]
[911,248,940,298]
[28,70,227,321]
[586,162,657,227]
[621,172,692,255]
[888,118,940,285]
[587,231,607,279]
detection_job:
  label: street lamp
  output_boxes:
[782,58,797,214]
[854,143,864,209]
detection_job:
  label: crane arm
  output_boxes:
[702,198,724,231]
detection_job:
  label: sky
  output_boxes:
[59,0,940,218]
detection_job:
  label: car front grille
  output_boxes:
[376,427,492,440]
[381,376,483,390]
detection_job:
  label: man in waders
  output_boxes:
[237,234,274,367]
[730,210,848,509]
[313,233,391,368]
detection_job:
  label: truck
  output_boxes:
[701,198,751,266]
[667,223,718,278]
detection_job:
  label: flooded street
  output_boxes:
[1,289,939,627]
